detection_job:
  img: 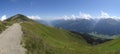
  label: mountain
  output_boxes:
[51,18,95,33]
[5,14,32,22]
[4,14,120,54]
[93,18,120,35]
[40,18,120,36]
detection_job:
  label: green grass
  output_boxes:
[0,21,11,33]
[93,38,120,54]
[21,22,93,54]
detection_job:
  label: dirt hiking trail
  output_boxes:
[0,23,25,54]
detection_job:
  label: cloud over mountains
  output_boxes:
[27,15,41,20]
[61,11,120,20]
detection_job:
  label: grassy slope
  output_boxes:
[0,21,11,33]
[21,21,93,54]
[21,21,120,54]
[0,22,5,32]
[93,38,120,54]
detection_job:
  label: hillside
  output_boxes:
[0,21,6,32]
[0,21,11,33]
[91,38,120,54]
[21,19,120,54]
[21,21,92,54]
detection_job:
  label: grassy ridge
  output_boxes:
[21,22,93,54]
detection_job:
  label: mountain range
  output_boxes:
[37,18,120,36]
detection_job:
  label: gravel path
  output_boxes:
[0,23,26,54]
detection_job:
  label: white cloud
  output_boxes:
[63,15,77,20]
[99,11,120,20]
[71,15,76,19]
[62,11,120,20]
[79,12,92,19]
[62,15,76,20]
[63,15,70,20]
[100,11,110,18]
[26,11,120,21]
[28,15,41,20]
[62,12,92,20]
[0,15,7,21]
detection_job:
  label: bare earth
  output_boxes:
[0,23,25,54]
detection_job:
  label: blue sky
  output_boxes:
[1,0,120,20]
